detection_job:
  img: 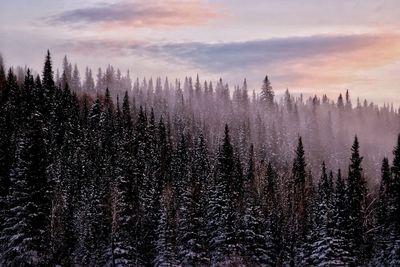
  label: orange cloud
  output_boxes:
[272,33,400,87]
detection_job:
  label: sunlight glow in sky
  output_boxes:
[1,0,400,104]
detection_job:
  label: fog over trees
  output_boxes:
[0,52,399,266]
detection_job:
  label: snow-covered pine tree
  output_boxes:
[261,162,280,265]
[42,50,55,103]
[286,136,308,265]
[48,81,82,266]
[346,136,368,263]
[139,108,161,265]
[176,133,209,266]
[0,54,5,96]
[112,92,137,266]
[155,185,178,267]
[309,163,338,265]
[331,169,355,265]
[239,144,271,265]
[0,84,51,266]
[0,70,19,230]
[386,135,400,265]
[259,75,274,110]
[71,64,81,91]
[207,125,240,265]
[372,157,392,265]
[75,97,110,266]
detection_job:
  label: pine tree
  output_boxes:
[345,90,352,109]
[155,186,178,267]
[346,136,367,262]
[260,75,274,109]
[177,133,209,266]
[0,92,51,266]
[42,50,55,102]
[94,88,115,264]
[71,64,81,91]
[239,144,271,265]
[48,81,83,266]
[112,92,137,266]
[386,134,400,265]
[377,158,391,229]
[136,108,161,265]
[309,163,337,265]
[0,54,6,99]
[207,125,240,265]
[76,97,111,266]
[0,70,19,230]
[332,169,354,265]
[392,134,400,230]
[372,157,392,265]
[192,132,210,261]
[287,136,308,265]
[337,94,344,109]
[262,162,279,265]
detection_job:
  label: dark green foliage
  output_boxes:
[176,133,209,266]
[1,78,50,265]
[239,144,271,265]
[207,125,241,265]
[346,136,367,262]
[286,137,309,265]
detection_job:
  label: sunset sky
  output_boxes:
[1,0,400,104]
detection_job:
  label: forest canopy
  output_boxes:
[0,51,399,266]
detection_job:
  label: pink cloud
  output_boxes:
[278,33,400,87]
[47,0,220,30]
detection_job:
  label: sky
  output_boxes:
[1,0,400,105]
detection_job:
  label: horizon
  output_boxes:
[1,50,398,109]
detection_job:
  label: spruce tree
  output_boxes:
[346,136,367,262]
[0,71,18,230]
[1,92,51,266]
[262,162,280,264]
[309,163,337,265]
[177,133,209,265]
[372,157,392,265]
[112,92,137,266]
[207,125,240,265]
[239,144,271,265]
[0,54,5,98]
[387,134,400,265]
[76,97,110,266]
[42,50,55,103]
[138,108,161,265]
[155,186,178,267]
[392,134,400,230]
[377,158,391,230]
[134,106,148,265]
[260,75,274,109]
[49,82,82,266]
[287,136,308,265]
[292,136,307,227]
[332,169,354,265]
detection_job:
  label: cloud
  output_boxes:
[145,33,400,71]
[46,0,219,29]
[57,38,145,56]
[143,33,400,87]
